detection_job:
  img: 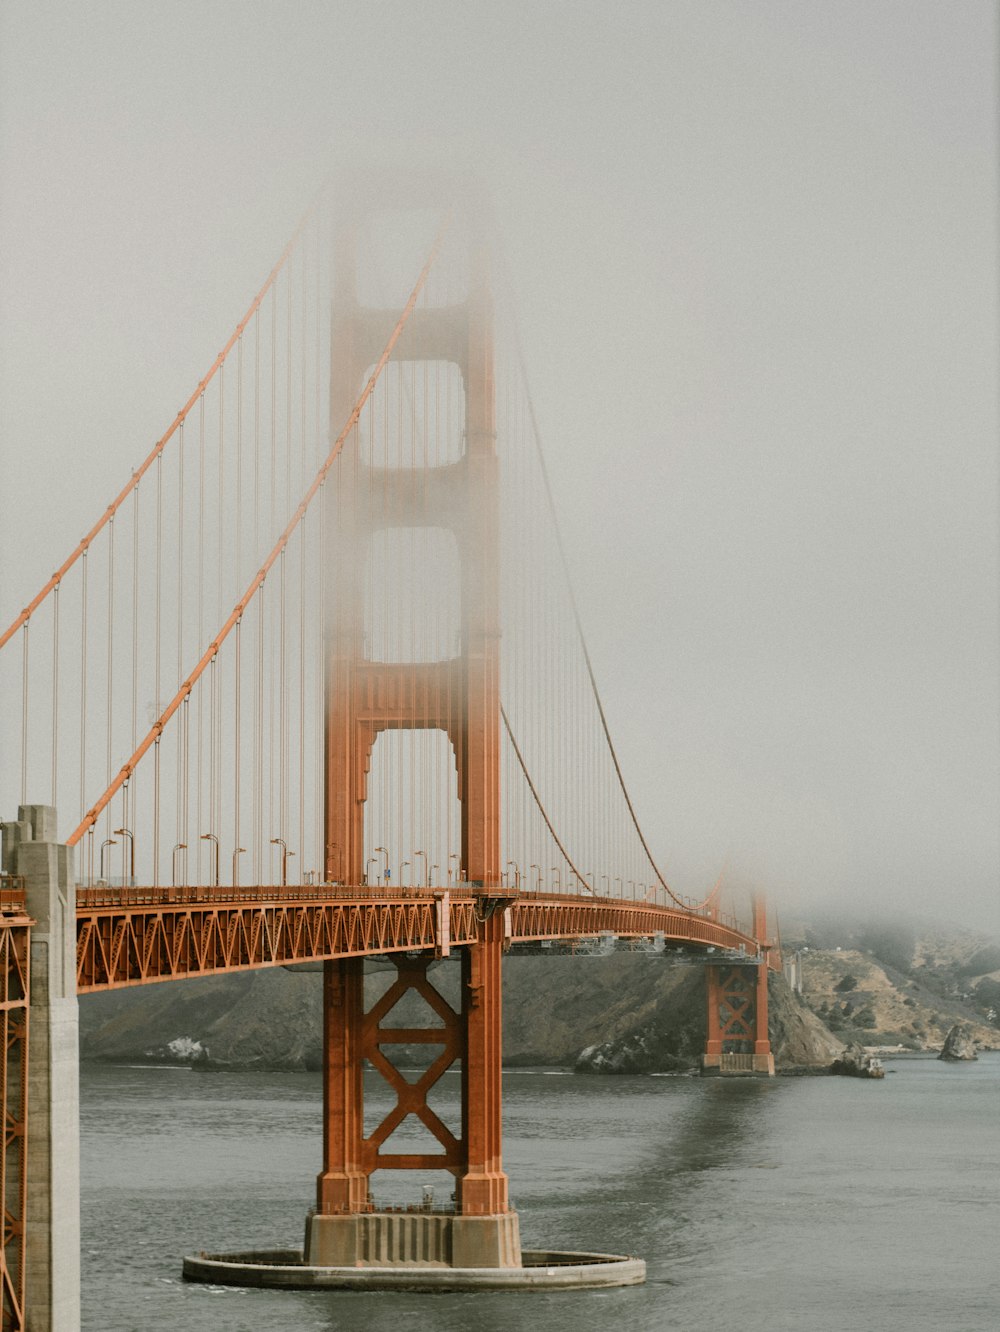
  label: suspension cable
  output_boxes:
[66,216,450,847]
[500,704,592,895]
[510,327,719,914]
[0,191,324,652]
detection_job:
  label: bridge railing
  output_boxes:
[0,875,27,915]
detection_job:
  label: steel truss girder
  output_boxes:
[75,889,770,992]
[0,911,30,1332]
[75,894,479,992]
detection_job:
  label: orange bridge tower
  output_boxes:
[309,189,516,1268]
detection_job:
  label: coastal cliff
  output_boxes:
[79,952,841,1073]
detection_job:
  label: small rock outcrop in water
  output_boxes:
[829,1043,884,1078]
[938,1024,978,1062]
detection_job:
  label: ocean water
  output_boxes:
[80,1054,1000,1331]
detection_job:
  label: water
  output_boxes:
[80,1056,1000,1331]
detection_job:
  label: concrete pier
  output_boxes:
[3,806,80,1332]
[305,1209,522,1269]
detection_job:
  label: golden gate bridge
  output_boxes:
[0,180,777,1329]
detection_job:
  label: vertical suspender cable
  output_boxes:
[234,617,242,885]
[155,454,163,745]
[106,515,115,844]
[80,550,88,833]
[197,392,205,882]
[20,623,28,805]
[176,421,185,860]
[299,514,306,881]
[52,584,60,807]
[131,483,139,855]
[236,335,243,598]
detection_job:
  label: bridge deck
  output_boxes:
[66,886,766,992]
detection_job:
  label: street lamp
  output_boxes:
[430,864,440,888]
[366,856,379,887]
[505,861,521,891]
[171,843,187,889]
[448,853,462,885]
[375,846,389,882]
[413,850,428,889]
[399,861,410,888]
[200,833,220,888]
[550,867,561,891]
[232,847,246,888]
[99,838,117,884]
[113,827,134,886]
[530,864,542,890]
[271,837,290,887]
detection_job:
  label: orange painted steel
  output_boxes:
[65,220,448,850]
[75,890,480,993]
[318,952,467,1213]
[323,215,499,891]
[320,202,506,1220]
[706,965,761,1053]
[75,886,767,993]
[0,903,31,1332]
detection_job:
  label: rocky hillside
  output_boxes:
[780,914,999,1050]
[79,951,840,1073]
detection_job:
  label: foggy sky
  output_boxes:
[1,1,997,929]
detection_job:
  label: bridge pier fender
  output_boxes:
[6,805,81,1331]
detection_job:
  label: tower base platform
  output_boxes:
[182,1246,645,1291]
[305,1208,522,1269]
[702,1052,775,1077]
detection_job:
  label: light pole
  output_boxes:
[530,864,542,890]
[505,861,521,891]
[271,837,289,887]
[113,827,134,886]
[550,866,561,891]
[232,847,246,888]
[171,843,187,889]
[99,838,116,884]
[399,861,410,889]
[600,875,610,895]
[430,864,440,887]
[201,833,220,887]
[614,877,623,896]
[366,856,379,887]
[375,846,389,882]
[413,850,428,889]
[448,853,462,885]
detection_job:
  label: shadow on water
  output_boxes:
[80,1064,788,1332]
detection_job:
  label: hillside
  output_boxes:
[780,914,999,1051]
[78,914,998,1072]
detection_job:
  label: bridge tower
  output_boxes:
[309,189,517,1267]
[702,896,774,1076]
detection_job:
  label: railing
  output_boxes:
[0,875,27,915]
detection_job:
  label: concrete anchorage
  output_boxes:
[1,805,80,1332]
